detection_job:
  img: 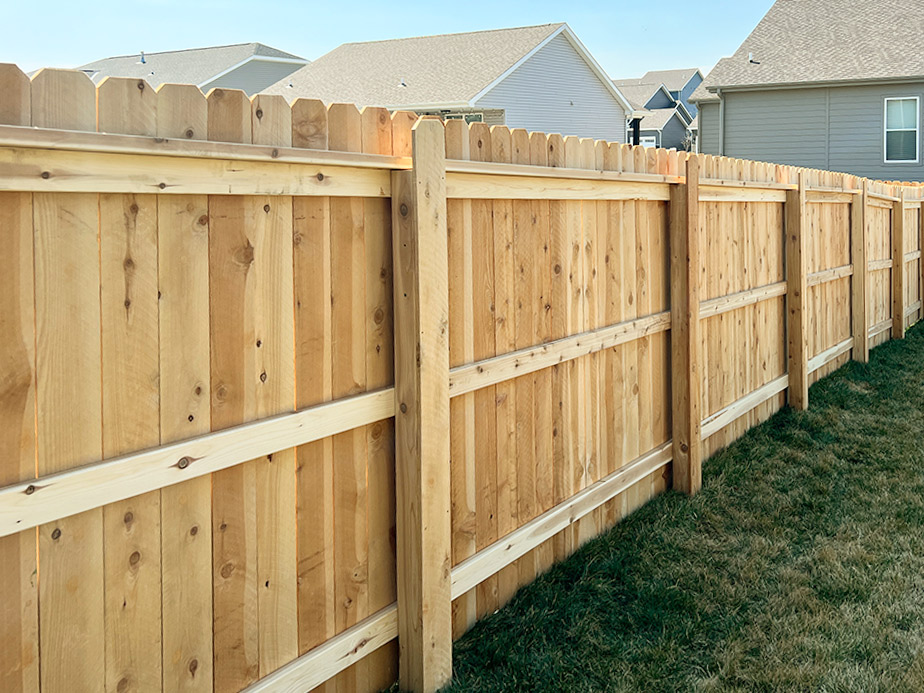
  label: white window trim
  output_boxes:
[883,96,920,164]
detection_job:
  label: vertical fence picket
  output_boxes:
[445,119,477,640]
[291,99,336,690]
[31,68,106,693]
[0,63,38,693]
[156,81,214,693]
[97,75,163,693]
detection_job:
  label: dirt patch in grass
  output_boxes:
[437,324,924,692]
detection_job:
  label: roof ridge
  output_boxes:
[94,42,260,61]
[335,22,564,49]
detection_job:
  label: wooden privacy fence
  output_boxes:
[1,63,923,693]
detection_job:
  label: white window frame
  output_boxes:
[883,96,920,164]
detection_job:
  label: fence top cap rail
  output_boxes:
[0,123,412,171]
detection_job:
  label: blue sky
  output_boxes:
[6,0,774,79]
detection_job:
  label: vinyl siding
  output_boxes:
[645,90,674,109]
[659,114,688,150]
[475,33,626,142]
[680,74,703,117]
[699,102,720,154]
[202,59,306,96]
[702,83,924,181]
[828,83,924,180]
[723,89,828,168]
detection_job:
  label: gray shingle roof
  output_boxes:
[696,0,924,98]
[261,24,565,107]
[639,108,684,131]
[612,80,666,110]
[640,68,701,92]
[79,43,306,87]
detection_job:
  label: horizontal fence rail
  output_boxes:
[1,64,924,693]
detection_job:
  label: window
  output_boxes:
[639,136,657,147]
[444,112,484,124]
[884,97,919,163]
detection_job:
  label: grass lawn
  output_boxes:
[442,323,924,692]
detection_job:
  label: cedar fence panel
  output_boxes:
[1,64,923,693]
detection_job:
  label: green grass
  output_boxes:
[441,323,924,692]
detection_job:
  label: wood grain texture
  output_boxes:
[98,76,163,693]
[0,63,37,693]
[786,175,809,410]
[446,119,478,640]
[31,67,105,693]
[670,155,702,494]
[392,119,452,692]
[156,82,213,693]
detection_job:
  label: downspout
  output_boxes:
[718,87,725,156]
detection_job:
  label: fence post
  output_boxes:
[892,189,906,339]
[851,179,869,362]
[669,154,702,495]
[391,118,452,693]
[785,172,809,410]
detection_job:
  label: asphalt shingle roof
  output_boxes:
[694,0,924,100]
[638,108,684,131]
[261,24,565,107]
[79,43,305,87]
[612,80,666,110]
[640,68,700,92]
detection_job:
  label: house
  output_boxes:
[613,76,697,149]
[693,0,924,181]
[262,23,635,143]
[79,43,308,96]
[641,68,703,117]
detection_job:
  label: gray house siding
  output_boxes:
[699,102,719,154]
[645,90,674,109]
[698,82,924,180]
[828,83,924,180]
[659,114,689,150]
[679,74,703,117]
[203,59,306,96]
[475,33,626,142]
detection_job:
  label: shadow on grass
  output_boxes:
[434,324,924,692]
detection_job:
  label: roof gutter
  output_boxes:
[706,74,924,94]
